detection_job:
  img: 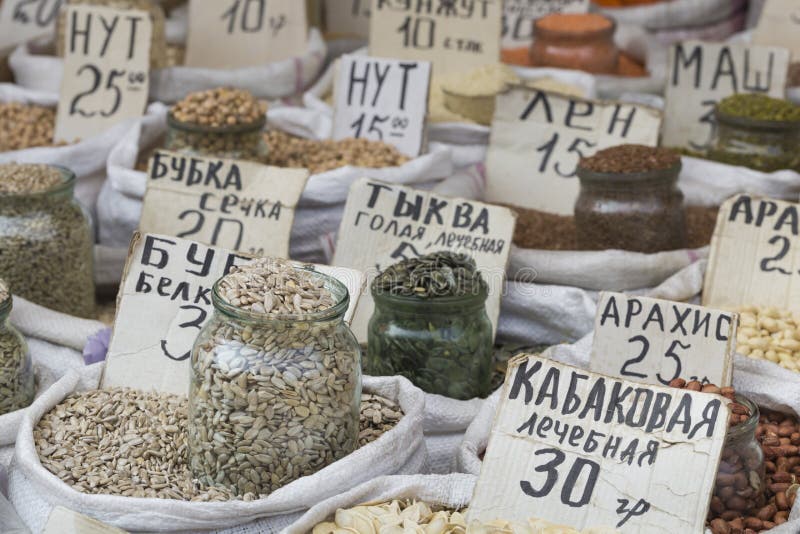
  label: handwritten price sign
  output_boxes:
[0,0,62,50]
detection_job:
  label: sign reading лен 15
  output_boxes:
[590,292,737,388]
[139,151,309,257]
[485,86,662,215]
[333,177,516,341]
[369,0,502,75]
[662,41,789,151]
[333,54,431,157]
[468,355,728,533]
[0,0,63,51]
[704,194,800,313]
[102,233,365,395]
[185,0,308,69]
[54,4,151,143]
[502,0,588,48]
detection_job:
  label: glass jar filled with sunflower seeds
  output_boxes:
[366,252,493,400]
[187,258,361,498]
[0,280,35,416]
[0,164,95,318]
[166,87,269,163]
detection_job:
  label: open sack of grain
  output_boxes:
[8,374,427,533]
[455,330,800,533]
[0,296,105,465]
[9,18,326,104]
[0,84,155,214]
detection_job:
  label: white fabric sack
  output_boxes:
[8,375,427,533]
[284,474,477,534]
[9,29,327,103]
[0,84,145,213]
[681,156,800,205]
[593,0,743,32]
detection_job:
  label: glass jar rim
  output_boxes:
[715,109,800,132]
[725,394,760,442]
[0,165,76,199]
[167,112,266,134]
[370,279,489,311]
[533,15,616,40]
[211,266,350,323]
[576,161,682,183]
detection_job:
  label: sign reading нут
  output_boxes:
[185,0,307,69]
[139,151,309,257]
[102,233,365,394]
[369,0,502,75]
[590,292,737,388]
[704,194,800,313]
[54,4,151,143]
[0,0,62,50]
[468,355,728,533]
[662,41,789,151]
[333,54,431,157]
[485,86,662,215]
[333,177,516,341]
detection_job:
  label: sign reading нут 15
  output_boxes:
[704,194,800,313]
[369,0,502,75]
[662,41,789,151]
[468,355,727,533]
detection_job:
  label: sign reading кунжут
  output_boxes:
[662,41,789,151]
[102,233,365,395]
[590,292,737,388]
[468,355,728,533]
[369,0,502,75]
[0,0,62,50]
[139,151,309,257]
[333,54,431,157]
[704,194,800,313]
[485,86,662,215]
[185,0,307,69]
[54,4,151,143]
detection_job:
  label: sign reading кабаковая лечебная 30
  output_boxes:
[468,355,728,533]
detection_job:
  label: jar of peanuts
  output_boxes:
[711,395,766,521]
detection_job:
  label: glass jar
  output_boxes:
[0,167,95,318]
[574,162,687,253]
[57,0,168,69]
[529,14,619,75]
[0,291,35,416]
[708,110,800,172]
[366,284,493,400]
[187,270,361,497]
[166,113,269,164]
[710,396,766,519]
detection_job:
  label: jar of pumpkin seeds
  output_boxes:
[0,280,35,416]
[366,252,493,400]
[56,0,168,69]
[0,164,95,318]
[187,258,361,498]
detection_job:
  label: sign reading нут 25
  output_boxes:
[54,4,151,143]
[662,41,789,151]
[369,0,502,75]
[468,355,728,533]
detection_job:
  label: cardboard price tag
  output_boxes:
[753,0,800,61]
[502,0,588,48]
[369,0,502,75]
[590,292,737,388]
[323,0,369,39]
[0,0,62,51]
[469,354,728,533]
[662,41,789,151]
[185,0,307,69]
[485,87,662,214]
[333,54,431,157]
[139,151,309,257]
[102,233,365,394]
[333,177,516,341]
[54,4,151,144]
[704,194,800,313]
